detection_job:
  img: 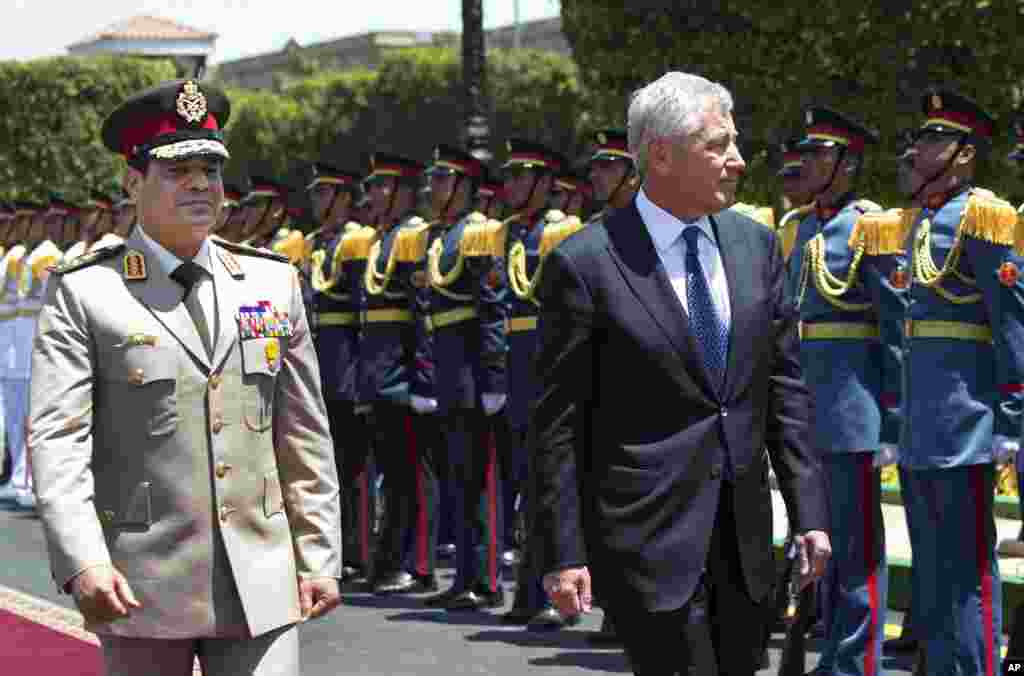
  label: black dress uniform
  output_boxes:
[306,163,376,580]
[360,153,438,593]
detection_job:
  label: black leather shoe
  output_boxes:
[373,571,414,595]
[445,587,506,611]
[423,587,461,608]
[587,614,621,645]
[500,606,536,625]
[436,543,456,558]
[341,565,364,581]
[527,605,578,631]
[883,635,918,654]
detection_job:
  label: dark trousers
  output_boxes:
[608,482,767,676]
[326,399,375,571]
[446,407,502,592]
[371,402,437,578]
[401,411,442,577]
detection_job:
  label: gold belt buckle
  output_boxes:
[904,319,913,338]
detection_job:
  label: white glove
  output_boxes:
[482,393,506,416]
[874,443,901,468]
[994,435,1020,464]
[410,395,438,415]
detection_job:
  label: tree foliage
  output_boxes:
[220,47,588,191]
[561,0,1024,205]
[0,56,176,202]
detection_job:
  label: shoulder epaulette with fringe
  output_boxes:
[461,218,508,258]
[960,190,1017,247]
[778,204,814,260]
[338,226,378,262]
[540,216,586,257]
[54,243,124,275]
[344,221,363,234]
[211,236,289,263]
[395,220,434,263]
[848,208,917,255]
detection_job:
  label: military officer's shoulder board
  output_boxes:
[54,243,125,275]
[848,209,917,255]
[539,215,586,257]
[395,219,434,263]
[778,204,815,261]
[958,189,1016,248]
[337,226,377,263]
[460,216,508,258]
[211,236,290,263]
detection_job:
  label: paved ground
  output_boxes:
[0,494,931,675]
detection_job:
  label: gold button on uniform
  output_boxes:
[212,416,224,434]
[129,368,145,385]
[220,505,231,522]
[215,462,231,478]
[209,374,222,390]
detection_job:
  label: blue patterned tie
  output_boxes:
[683,226,728,390]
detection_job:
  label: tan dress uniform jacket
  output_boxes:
[28,230,341,639]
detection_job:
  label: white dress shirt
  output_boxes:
[138,227,219,345]
[635,188,731,328]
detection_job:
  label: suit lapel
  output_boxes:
[121,231,211,372]
[711,211,754,399]
[604,202,715,399]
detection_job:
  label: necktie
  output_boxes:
[682,226,728,389]
[171,261,213,357]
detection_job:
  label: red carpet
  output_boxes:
[0,591,103,674]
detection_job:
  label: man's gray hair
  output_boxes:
[627,72,734,174]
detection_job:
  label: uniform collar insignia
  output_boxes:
[123,249,147,281]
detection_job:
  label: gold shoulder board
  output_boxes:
[962,190,1017,247]
[211,236,289,263]
[847,209,916,255]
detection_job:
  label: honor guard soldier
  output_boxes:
[0,202,36,504]
[405,144,509,611]
[215,181,245,236]
[587,129,640,226]
[776,135,815,263]
[475,168,504,219]
[496,138,587,629]
[550,169,590,220]
[786,107,893,676]
[360,152,438,594]
[240,176,288,249]
[857,89,1023,675]
[29,79,341,675]
[305,161,378,583]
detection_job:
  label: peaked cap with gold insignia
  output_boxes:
[101,79,231,163]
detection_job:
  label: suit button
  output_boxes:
[215,462,232,479]
[710,467,722,479]
[210,374,222,390]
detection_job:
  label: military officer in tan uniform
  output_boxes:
[28,79,342,676]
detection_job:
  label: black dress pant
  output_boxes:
[608,481,767,676]
[325,398,374,571]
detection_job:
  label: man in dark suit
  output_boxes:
[530,71,832,676]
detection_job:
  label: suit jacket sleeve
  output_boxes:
[528,246,594,574]
[272,266,343,579]
[30,275,112,589]
[763,233,829,535]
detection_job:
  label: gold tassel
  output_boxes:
[461,218,508,258]
[847,209,916,255]
[961,192,1017,246]
[539,217,585,258]
[394,222,433,263]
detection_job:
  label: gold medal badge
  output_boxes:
[999,261,1020,287]
[265,340,281,370]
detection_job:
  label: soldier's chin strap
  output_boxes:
[607,161,638,208]
[910,134,965,205]
[442,175,464,223]
[810,145,848,207]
